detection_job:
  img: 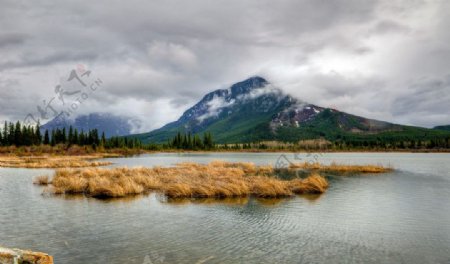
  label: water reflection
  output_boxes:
[160,196,250,206]
[298,193,322,203]
[254,197,290,207]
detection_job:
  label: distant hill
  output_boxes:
[130,76,450,144]
[434,125,450,131]
[41,113,137,138]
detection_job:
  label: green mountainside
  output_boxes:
[434,125,450,131]
[131,77,450,146]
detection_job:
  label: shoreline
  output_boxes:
[0,149,448,169]
[142,149,450,154]
[1,145,449,158]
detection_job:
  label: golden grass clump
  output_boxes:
[43,161,329,199]
[0,155,112,168]
[33,175,50,185]
[289,173,328,194]
[248,176,292,197]
[290,162,392,173]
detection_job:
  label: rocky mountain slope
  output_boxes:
[132,76,446,144]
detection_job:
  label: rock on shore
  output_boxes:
[0,247,53,264]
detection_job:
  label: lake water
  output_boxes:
[1,152,450,263]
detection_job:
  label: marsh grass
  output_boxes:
[289,162,392,173]
[43,161,329,199]
[33,175,50,185]
[0,155,112,168]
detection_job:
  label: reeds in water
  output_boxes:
[44,161,329,199]
[0,155,111,168]
[289,162,392,173]
[33,175,50,185]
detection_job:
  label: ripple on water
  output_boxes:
[1,153,450,263]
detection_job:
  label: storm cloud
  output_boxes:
[0,0,449,130]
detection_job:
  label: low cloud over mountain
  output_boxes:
[1,0,450,128]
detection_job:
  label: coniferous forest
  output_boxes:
[0,121,217,151]
[0,121,142,150]
[1,120,449,152]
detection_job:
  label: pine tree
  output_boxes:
[101,132,106,146]
[182,134,187,149]
[22,125,30,146]
[62,128,67,143]
[68,126,74,145]
[44,130,50,145]
[50,130,56,146]
[14,121,22,146]
[73,129,79,145]
[8,123,14,145]
[203,132,213,149]
[91,129,99,146]
[35,121,41,145]
[78,130,84,145]
[2,121,7,145]
[187,133,192,149]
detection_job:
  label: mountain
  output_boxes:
[434,125,450,131]
[41,113,137,138]
[132,76,450,144]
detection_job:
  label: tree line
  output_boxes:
[331,137,450,150]
[168,132,214,150]
[0,121,216,151]
[0,121,42,146]
[3,120,447,151]
[0,121,144,149]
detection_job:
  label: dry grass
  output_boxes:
[288,173,329,194]
[289,162,392,173]
[0,144,140,156]
[43,161,329,199]
[33,175,50,185]
[0,155,112,168]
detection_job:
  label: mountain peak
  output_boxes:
[229,76,268,96]
[135,76,450,144]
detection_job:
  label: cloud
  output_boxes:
[0,0,449,129]
[147,41,198,73]
[0,32,28,48]
[391,75,450,126]
[197,96,235,122]
[236,84,282,101]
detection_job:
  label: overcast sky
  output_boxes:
[1,0,449,131]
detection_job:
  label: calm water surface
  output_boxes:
[1,153,450,263]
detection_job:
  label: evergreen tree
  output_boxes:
[14,121,22,146]
[3,121,7,145]
[78,130,84,145]
[8,122,14,145]
[62,128,67,144]
[68,126,74,145]
[101,132,106,146]
[74,129,79,145]
[203,132,214,149]
[44,130,50,145]
[50,130,56,146]
[35,121,41,145]
[187,133,192,149]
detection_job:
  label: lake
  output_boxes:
[1,152,450,263]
